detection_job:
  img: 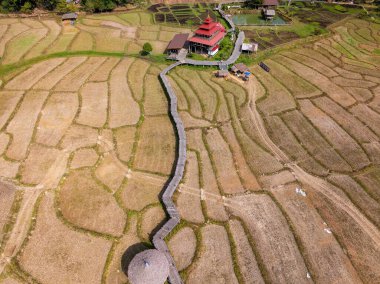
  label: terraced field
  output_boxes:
[164,18,380,283]
[0,13,379,284]
[0,13,191,65]
[0,56,175,283]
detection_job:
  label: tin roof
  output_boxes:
[62,12,78,20]
[166,33,189,50]
[264,9,276,16]
[234,63,249,72]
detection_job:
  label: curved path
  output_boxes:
[152,13,244,284]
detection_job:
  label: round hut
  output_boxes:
[128,249,169,284]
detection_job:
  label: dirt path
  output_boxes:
[245,79,380,246]
[0,186,42,275]
[0,147,70,275]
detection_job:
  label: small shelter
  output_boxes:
[232,63,249,74]
[263,9,276,20]
[128,249,169,284]
[61,13,78,22]
[242,42,258,53]
[216,70,229,78]
[165,33,189,54]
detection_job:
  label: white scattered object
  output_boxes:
[296,187,307,197]
[307,272,311,279]
[200,188,205,201]
[324,228,332,234]
[126,169,132,179]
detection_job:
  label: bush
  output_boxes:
[20,1,32,12]
[82,0,116,12]
[141,42,153,55]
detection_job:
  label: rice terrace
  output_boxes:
[0,0,379,282]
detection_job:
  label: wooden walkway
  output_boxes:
[151,3,246,284]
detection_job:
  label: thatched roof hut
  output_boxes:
[61,13,78,21]
[128,249,169,284]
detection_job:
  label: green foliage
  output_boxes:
[214,36,233,60]
[0,0,25,12]
[55,0,69,13]
[333,4,348,12]
[20,1,32,12]
[246,0,263,8]
[82,0,116,12]
[141,42,153,55]
[0,0,124,12]
[36,0,58,10]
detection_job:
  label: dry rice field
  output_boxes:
[0,56,173,283]
[0,15,379,284]
[166,18,380,283]
[0,12,191,65]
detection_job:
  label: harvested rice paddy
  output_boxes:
[0,10,379,284]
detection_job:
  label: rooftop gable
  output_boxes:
[263,0,279,6]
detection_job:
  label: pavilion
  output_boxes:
[188,15,226,56]
[128,249,169,284]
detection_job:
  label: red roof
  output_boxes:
[204,16,212,23]
[189,15,226,47]
[211,44,219,51]
[195,25,220,36]
[189,31,226,47]
[199,21,217,30]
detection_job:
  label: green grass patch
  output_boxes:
[373,49,380,55]
[290,21,326,38]
[2,32,41,64]
[0,50,125,78]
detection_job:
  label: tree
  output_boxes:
[0,0,24,12]
[20,1,32,12]
[36,0,58,10]
[55,0,69,13]
[142,42,152,55]
[246,0,262,8]
[82,0,115,12]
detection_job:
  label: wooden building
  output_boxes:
[263,9,276,20]
[231,63,249,74]
[165,33,189,54]
[188,16,226,56]
[242,42,258,53]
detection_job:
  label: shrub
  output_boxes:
[141,42,153,55]
[20,1,33,12]
[334,4,348,12]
